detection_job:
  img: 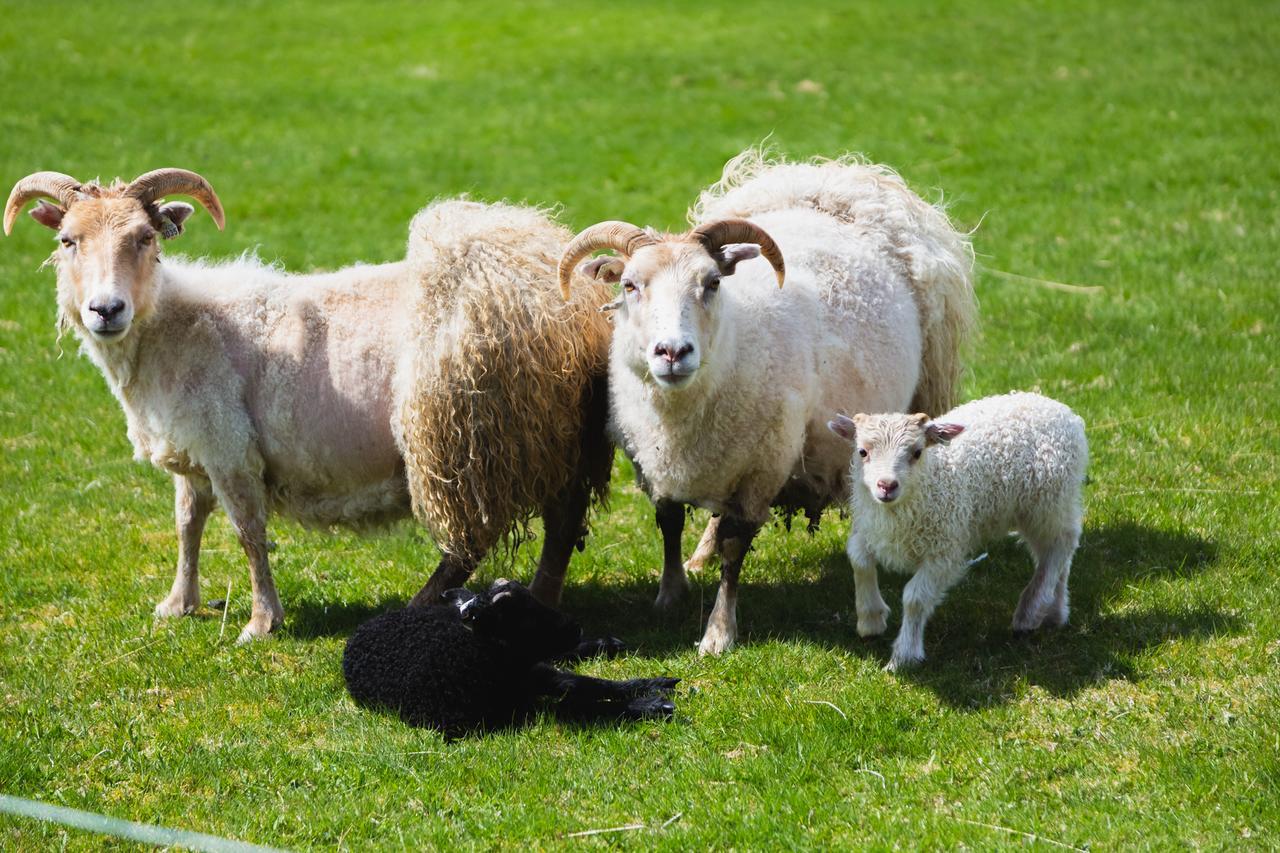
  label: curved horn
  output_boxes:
[4,172,84,236]
[125,168,225,231]
[558,221,655,299]
[689,218,786,286]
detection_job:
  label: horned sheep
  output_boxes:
[4,169,613,643]
[559,150,976,655]
[828,392,1088,670]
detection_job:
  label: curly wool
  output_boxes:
[692,147,976,417]
[852,392,1088,570]
[397,201,613,561]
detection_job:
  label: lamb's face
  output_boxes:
[828,413,965,504]
[462,579,582,661]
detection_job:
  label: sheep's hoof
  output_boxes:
[154,593,199,619]
[653,577,691,612]
[856,610,889,638]
[697,627,735,657]
[234,612,283,645]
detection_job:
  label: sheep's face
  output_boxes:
[460,579,582,662]
[33,195,194,342]
[827,413,965,504]
[583,241,761,391]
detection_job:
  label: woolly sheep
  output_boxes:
[558,150,976,655]
[4,169,613,643]
[828,391,1088,670]
[342,579,679,736]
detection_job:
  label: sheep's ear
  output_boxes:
[30,200,65,231]
[713,242,760,276]
[925,421,965,445]
[827,413,857,441]
[580,256,625,284]
[155,201,196,239]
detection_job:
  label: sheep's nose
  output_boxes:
[652,340,694,363]
[89,298,126,320]
[876,479,899,494]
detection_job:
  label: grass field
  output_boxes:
[1,0,1277,848]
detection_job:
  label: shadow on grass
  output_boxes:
[285,520,1230,709]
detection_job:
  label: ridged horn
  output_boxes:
[125,168,225,231]
[689,218,786,286]
[4,172,84,236]
[558,221,655,299]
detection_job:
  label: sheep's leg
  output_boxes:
[211,471,283,644]
[685,514,721,572]
[155,474,215,619]
[654,500,691,611]
[697,516,760,656]
[846,532,889,637]
[409,553,477,608]
[528,480,595,608]
[1013,528,1080,633]
[887,558,965,671]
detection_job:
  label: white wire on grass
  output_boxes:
[0,793,285,852]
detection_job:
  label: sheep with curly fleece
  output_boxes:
[3,169,612,643]
[828,392,1088,670]
[343,579,679,736]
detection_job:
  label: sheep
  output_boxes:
[342,579,680,736]
[827,391,1088,670]
[4,169,613,643]
[558,150,976,655]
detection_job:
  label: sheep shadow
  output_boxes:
[557,519,1231,708]
[285,520,1229,710]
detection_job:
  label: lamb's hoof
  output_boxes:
[884,652,923,673]
[626,695,676,720]
[154,593,199,619]
[856,610,889,638]
[234,612,283,645]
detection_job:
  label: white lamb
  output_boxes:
[828,392,1088,670]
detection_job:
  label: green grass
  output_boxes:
[1,0,1277,847]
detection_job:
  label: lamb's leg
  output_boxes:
[409,553,477,608]
[530,664,678,722]
[1013,527,1080,632]
[887,558,966,671]
[155,474,215,619]
[654,500,690,611]
[697,516,760,656]
[685,514,721,572]
[846,531,889,637]
[211,471,283,644]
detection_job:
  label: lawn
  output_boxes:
[1,0,1277,848]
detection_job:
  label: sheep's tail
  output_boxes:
[397,199,613,562]
[693,147,977,415]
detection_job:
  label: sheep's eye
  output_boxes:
[622,281,638,294]
[59,236,76,249]
[704,274,721,292]
[857,448,868,458]
[911,448,923,461]
[137,233,154,247]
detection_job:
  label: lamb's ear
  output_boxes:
[713,242,761,275]
[827,413,857,441]
[580,256,625,284]
[925,421,965,445]
[155,201,196,239]
[30,200,65,231]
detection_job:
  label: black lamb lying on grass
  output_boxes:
[342,579,679,736]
